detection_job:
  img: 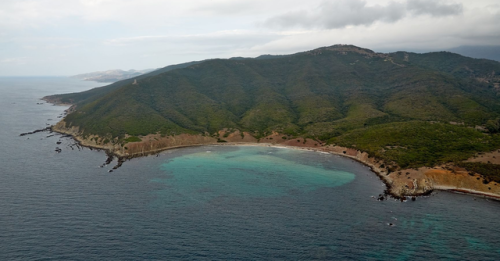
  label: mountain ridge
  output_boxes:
[45,44,500,199]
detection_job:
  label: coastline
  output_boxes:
[48,121,500,201]
[218,143,500,201]
[42,99,500,201]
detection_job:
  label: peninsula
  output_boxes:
[44,45,500,199]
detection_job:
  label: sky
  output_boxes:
[0,0,499,76]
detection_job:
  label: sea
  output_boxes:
[0,77,499,260]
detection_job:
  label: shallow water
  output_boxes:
[1,77,499,260]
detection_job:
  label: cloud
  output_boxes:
[191,0,264,15]
[104,31,280,49]
[265,0,463,29]
[0,0,190,29]
[408,0,463,16]
[0,57,28,65]
[0,0,498,76]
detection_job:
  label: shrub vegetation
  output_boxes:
[46,45,500,170]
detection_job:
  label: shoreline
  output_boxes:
[218,143,500,201]
[47,123,500,201]
[41,101,500,202]
[216,142,432,200]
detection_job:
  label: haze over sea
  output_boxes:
[1,77,500,260]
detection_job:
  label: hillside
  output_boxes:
[49,45,500,138]
[45,45,500,196]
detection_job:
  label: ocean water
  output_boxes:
[0,77,499,260]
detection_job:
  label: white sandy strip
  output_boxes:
[434,185,500,199]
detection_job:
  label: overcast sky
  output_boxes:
[1,0,499,76]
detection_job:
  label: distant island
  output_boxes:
[44,44,500,200]
[71,68,156,83]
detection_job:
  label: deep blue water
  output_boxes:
[1,77,500,260]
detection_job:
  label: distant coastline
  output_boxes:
[71,68,155,83]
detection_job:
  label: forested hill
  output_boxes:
[47,45,500,149]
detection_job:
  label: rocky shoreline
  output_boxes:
[45,120,500,201]
[38,98,500,201]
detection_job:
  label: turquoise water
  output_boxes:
[153,146,355,206]
[1,77,500,260]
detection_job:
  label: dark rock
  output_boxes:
[104,154,113,165]
[112,157,126,170]
[20,127,51,136]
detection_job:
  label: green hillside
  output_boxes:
[48,45,500,168]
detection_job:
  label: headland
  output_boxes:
[50,120,500,201]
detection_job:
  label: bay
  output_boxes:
[0,77,499,260]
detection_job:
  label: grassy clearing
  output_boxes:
[124,136,142,143]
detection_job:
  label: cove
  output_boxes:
[152,146,356,206]
[3,77,500,261]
